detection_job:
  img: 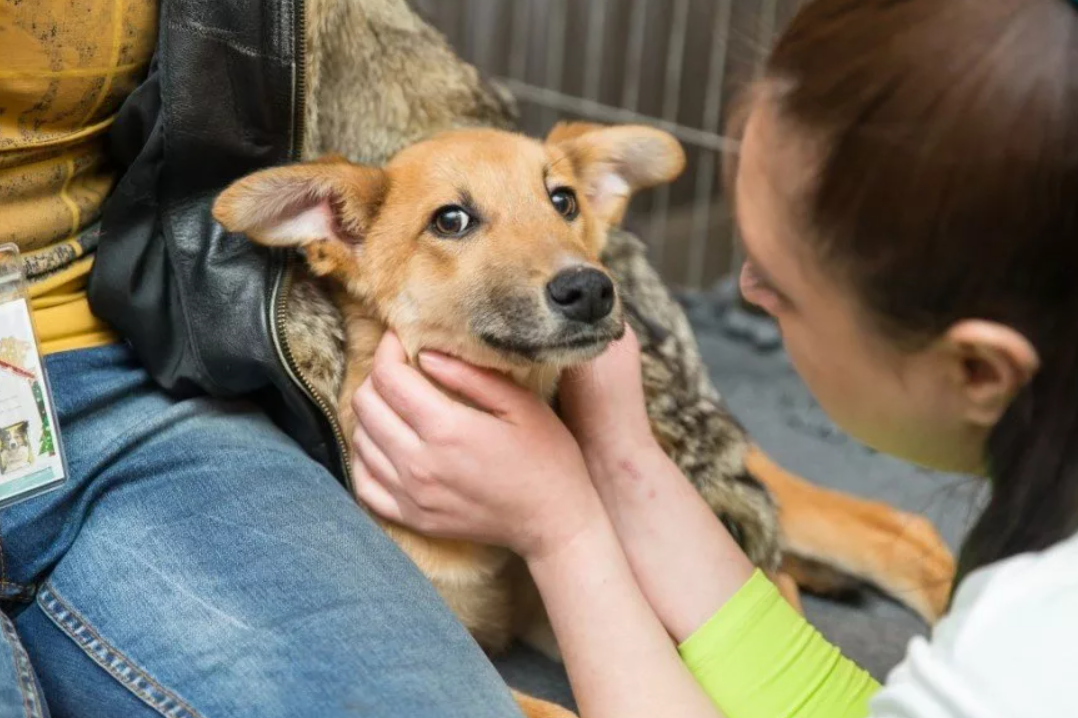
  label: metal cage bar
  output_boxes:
[646,0,691,270]
[687,0,734,289]
[583,0,608,102]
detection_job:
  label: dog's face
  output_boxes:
[0,424,27,452]
[213,124,684,370]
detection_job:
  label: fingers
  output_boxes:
[561,325,641,396]
[417,351,531,419]
[373,327,410,365]
[352,420,399,487]
[353,378,421,461]
[601,323,641,364]
[351,456,405,523]
[368,333,461,439]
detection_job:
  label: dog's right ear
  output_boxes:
[545,122,685,228]
[212,156,387,277]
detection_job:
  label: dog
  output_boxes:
[295,0,954,627]
[215,123,691,717]
[0,421,32,475]
[212,1,957,713]
[216,118,957,717]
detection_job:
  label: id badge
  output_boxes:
[0,245,67,508]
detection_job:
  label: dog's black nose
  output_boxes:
[546,267,615,323]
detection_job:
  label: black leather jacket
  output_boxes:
[89,0,349,484]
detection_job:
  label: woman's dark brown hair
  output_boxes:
[758,0,1078,583]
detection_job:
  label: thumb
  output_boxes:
[417,351,532,419]
[374,329,410,367]
[562,324,641,395]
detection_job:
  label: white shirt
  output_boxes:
[870,530,1078,717]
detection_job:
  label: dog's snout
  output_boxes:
[546,268,615,324]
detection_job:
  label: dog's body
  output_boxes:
[216,119,686,655]
[217,123,693,717]
[296,0,954,616]
[213,2,955,715]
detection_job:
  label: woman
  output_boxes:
[352,0,1078,716]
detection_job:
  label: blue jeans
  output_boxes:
[0,344,528,718]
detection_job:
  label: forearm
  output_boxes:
[588,445,879,718]
[589,445,755,641]
[526,510,723,718]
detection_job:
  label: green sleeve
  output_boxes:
[679,569,881,718]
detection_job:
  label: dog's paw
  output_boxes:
[887,510,956,623]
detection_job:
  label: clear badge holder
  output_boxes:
[0,244,67,509]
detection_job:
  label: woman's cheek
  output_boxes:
[782,326,853,420]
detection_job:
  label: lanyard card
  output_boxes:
[0,245,66,509]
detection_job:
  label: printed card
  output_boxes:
[0,298,65,507]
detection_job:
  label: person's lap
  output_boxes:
[0,344,524,718]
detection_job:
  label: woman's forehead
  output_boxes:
[735,105,812,273]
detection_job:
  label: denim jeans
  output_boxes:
[0,344,526,718]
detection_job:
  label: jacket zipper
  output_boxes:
[272,252,354,490]
[270,0,354,491]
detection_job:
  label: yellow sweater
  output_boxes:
[1,0,158,355]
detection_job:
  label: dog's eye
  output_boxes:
[550,188,578,220]
[431,206,475,238]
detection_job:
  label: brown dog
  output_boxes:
[296,0,956,624]
[215,123,686,717]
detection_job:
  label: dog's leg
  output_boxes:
[511,690,578,718]
[745,446,955,624]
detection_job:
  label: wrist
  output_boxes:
[519,488,610,564]
[524,503,620,578]
[585,438,670,487]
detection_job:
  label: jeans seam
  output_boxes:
[37,583,207,718]
[0,612,45,718]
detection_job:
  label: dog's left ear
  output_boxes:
[546,122,686,226]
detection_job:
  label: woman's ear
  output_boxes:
[212,155,387,277]
[546,122,686,227]
[940,320,1040,428]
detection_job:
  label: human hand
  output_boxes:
[558,326,663,478]
[350,331,605,562]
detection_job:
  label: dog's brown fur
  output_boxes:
[297,0,953,619]
[216,123,688,717]
[215,1,956,714]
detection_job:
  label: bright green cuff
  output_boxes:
[679,569,880,718]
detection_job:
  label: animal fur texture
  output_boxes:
[282,0,955,659]
[292,0,783,571]
[216,122,699,718]
[241,5,956,718]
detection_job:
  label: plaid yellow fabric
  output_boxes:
[0,0,157,355]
